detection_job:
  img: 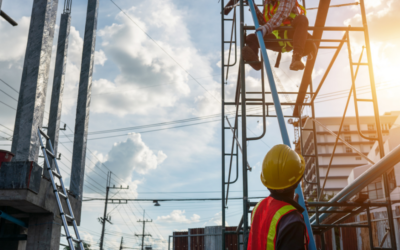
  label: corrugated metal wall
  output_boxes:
[173,231,188,250]
[225,226,239,250]
[189,228,204,250]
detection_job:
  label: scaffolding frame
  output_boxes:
[220,0,399,249]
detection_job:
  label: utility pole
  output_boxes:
[119,236,123,250]
[135,210,152,250]
[99,172,129,250]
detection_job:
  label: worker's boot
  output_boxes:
[290,53,305,71]
[242,46,262,71]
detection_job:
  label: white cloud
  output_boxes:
[0,16,30,62]
[204,212,228,226]
[88,0,220,117]
[94,50,107,66]
[85,133,167,191]
[157,210,200,224]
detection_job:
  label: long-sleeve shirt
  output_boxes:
[263,0,299,34]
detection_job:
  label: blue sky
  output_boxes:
[0,0,400,248]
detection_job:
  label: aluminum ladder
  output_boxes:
[37,128,84,250]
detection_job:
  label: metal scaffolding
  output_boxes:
[220,0,400,249]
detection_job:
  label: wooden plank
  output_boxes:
[293,0,332,117]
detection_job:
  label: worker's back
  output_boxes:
[247,194,308,250]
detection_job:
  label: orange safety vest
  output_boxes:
[262,1,306,52]
[247,196,309,250]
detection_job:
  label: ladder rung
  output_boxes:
[39,129,50,139]
[224,41,235,43]
[224,18,234,21]
[45,148,56,158]
[65,214,75,221]
[52,170,62,179]
[357,98,373,102]
[67,236,82,243]
[302,128,314,131]
[352,62,368,66]
[303,155,316,157]
[58,191,68,199]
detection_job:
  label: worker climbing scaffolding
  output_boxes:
[242,0,317,71]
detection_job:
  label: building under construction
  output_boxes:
[0,0,400,249]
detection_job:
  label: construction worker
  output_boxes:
[242,0,317,71]
[248,144,309,250]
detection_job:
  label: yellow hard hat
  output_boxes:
[260,144,305,190]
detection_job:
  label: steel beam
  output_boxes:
[45,12,71,178]
[11,0,59,162]
[70,0,99,199]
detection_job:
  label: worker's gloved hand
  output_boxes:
[256,25,268,37]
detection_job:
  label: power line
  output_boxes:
[0,78,19,93]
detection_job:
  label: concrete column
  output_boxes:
[26,214,62,250]
[70,0,99,199]
[11,0,59,162]
[45,12,71,178]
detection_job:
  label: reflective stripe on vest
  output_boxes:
[266,205,296,250]
[263,1,306,52]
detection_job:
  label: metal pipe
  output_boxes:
[220,1,226,250]
[247,1,316,249]
[310,143,400,224]
[0,210,28,228]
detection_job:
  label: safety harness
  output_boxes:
[262,0,306,67]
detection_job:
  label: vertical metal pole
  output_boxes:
[239,0,249,248]
[45,11,71,177]
[221,1,226,250]
[366,206,374,249]
[119,236,123,250]
[141,210,145,250]
[359,0,397,248]
[99,172,110,250]
[11,0,59,162]
[70,0,99,200]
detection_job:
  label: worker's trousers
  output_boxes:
[245,15,315,57]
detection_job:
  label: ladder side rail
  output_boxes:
[298,108,317,189]
[46,138,84,250]
[247,56,266,141]
[37,129,75,250]
[318,47,365,201]
[225,63,242,205]
[224,7,238,71]
[247,1,316,249]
